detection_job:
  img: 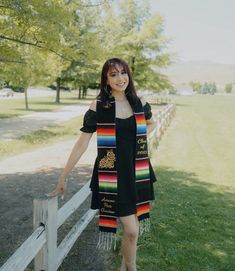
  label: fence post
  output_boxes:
[34,197,58,271]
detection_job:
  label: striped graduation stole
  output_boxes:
[96,97,151,250]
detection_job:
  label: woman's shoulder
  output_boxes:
[89,95,104,112]
[137,95,147,107]
[89,100,97,112]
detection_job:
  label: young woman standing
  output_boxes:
[49,58,157,271]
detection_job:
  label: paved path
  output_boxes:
[0,104,89,140]
[0,135,97,174]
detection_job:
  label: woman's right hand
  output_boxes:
[47,177,67,200]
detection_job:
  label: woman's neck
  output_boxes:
[111,90,126,101]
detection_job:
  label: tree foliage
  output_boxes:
[190,81,217,95]
[1,0,173,108]
[225,83,233,93]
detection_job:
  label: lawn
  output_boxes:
[0,116,84,159]
[0,90,95,119]
[115,95,235,271]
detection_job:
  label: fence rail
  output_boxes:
[0,102,176,271]
[148,103,176,156]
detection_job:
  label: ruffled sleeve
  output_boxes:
[143,102,152,120]
[80,109,97,133]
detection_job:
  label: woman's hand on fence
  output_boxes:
[46,177,68,200]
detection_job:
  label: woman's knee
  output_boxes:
[120,214,139,241]
[124,226,139,241]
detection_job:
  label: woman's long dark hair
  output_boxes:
[97,58,138,107]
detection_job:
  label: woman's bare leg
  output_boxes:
[120,256,127,271]
[119,214,139,271]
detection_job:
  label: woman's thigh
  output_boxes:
[119,214,139,236]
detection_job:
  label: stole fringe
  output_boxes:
[96,231,117,251]
[139,217,151,236]
[96,218,151,250]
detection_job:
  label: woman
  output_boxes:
[49,58,157,271]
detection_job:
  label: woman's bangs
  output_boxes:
[108,60,127,73]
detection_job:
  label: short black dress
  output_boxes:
[80,102,157,217]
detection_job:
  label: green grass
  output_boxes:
[114,95,235,271]
[0,91,95,119]
[136,168,235,271]
[154,95,235,187]
[0,116,83,159]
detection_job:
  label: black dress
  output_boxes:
[80,102,157,217]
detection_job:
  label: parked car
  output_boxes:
[0,88,15,97]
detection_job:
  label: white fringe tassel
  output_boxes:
[139,218,151,236]
[96,231,117,251]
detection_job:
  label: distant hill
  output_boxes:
[156,61,235,88]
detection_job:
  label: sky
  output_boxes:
[149,0,235,64]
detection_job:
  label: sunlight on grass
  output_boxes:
[0,116,83,159]
[152,95,235,187]
[113,95,235,271]
[134,168,235,271]
[0,91,97,119]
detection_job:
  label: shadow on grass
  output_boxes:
[14,107,57,112]
[133,166,235,271]
[172,102,191,107]
[1,165,234,271]
[0,165,115,271]
[13,100,90,111]
[0,113,20,119]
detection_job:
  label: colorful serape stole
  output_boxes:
[96,97,152,250]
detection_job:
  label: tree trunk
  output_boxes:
[24,88,29,110]
[78,86,82,99]
[82,86,87,99]
[131,56,136,76]
[56,77,61,103]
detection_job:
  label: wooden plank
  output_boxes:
[0,226,46,271]
[57,181,91,228]
[33,197,57,271]
[56,209,98,269]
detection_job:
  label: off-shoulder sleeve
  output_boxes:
[143,102,152,120]
[80,109,97,133]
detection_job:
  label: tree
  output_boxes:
[189,81,202,93]
[200,82,217,95]
[57,3,105,100]
[95,0,173,91]
[0,0,79,107]
[1,0,173,107]
[225,83,233,93]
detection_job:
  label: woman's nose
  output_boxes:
[116,73,125,81]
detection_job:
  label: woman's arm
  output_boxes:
[59,132,93,179]
[60,99,96,179]
[48,100,96,198]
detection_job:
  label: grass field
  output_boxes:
[0,91,95,119]
[0,116,84,159]
[115,95,235,271]
[0,91,94,158]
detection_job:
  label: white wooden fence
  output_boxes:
[0,103,176,271]
[148,103,176,156]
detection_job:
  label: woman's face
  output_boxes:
[106,64,129,93]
